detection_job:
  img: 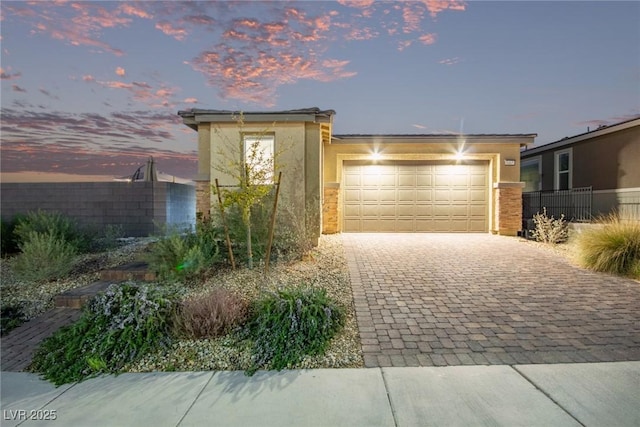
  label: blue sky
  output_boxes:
[1,1,638,181]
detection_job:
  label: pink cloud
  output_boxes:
[183,98,198,104]
[419,33,437,45]
[119,3,153,20]
[422,0,467,18]
[115,67,126,76]
[155,21,187,41]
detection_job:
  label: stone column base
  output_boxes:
[322,183,340,234]
[494,182,525,236]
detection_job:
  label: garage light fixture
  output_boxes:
[454,149,465,161]
[371,151,382,161]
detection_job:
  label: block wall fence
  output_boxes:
[0,182,196,237]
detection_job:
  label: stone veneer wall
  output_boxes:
[195,180,212,218]
[495,183,524,236]
[322,183,340,234]
[0,182,195,237]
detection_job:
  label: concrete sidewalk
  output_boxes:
[2,362,639,427]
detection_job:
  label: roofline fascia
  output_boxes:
[177,109,334,128]
[331,134,536,145]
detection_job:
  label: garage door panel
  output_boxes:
[398,175,416,186]
[435,190,451,202]
[470,174,487,186]
[469,205,487,216]
[379,174,396,187]
[377,220,396,232]
[470,189,486,202]
[449,205,469,217]
[344,189,362,202]
[361,204,380,217]
[398,189,416,202]
[415,204,433,216]
[416,175,433,186]
[362,189,379,202]
[396,219,415,232]
[378,205,396,217]
[343,162,488,232]
[344,204,360,217]
[452,189,469,202]
[396,204,415,216]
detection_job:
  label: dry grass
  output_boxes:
[174,288,249,339]
[573,215,640,279]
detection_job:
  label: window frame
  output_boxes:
[554,148,572,190]
[521,156,542,192]
[242,133,275,185]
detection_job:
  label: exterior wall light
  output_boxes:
[371,151,382,161]
[454,150,465,161]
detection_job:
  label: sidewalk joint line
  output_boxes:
[175,372,216,427]
[380,368,399,427]
[511,365,586,427]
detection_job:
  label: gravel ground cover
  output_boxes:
[127,234,364,372]
[1,238,152,328]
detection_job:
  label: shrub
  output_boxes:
[13,210,91,253]
[531,208,568,244]
[146,223,221,283]
[30,282,181,386]
[220,196,313,266]
[1,215,25,256]
[174,288,248,339]
[0,304,27,336]
[244,287,345,374]
[12,231,77,282]
[575,215,640,279]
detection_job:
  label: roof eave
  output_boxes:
[521,117,640,157]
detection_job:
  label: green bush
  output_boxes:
[30,282,181,386]
[575,215,640,279]
[1,215,25,256]
[1,304,27,336]
[13,210,91,253]
[531,208,568,244]
[174,288,248,339]
[146,222,221,283]
[244,287,345,375]
[12,231,77,282]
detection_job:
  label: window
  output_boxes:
[554,148,572,190]
[243,134,275,184]
[521,157,541,192]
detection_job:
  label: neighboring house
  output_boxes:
[178,107,536,240]
[520,117,640,219]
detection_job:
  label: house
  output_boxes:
[520,117,640,220]
[178,108,536,240]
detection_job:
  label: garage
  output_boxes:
[343,161,489,232]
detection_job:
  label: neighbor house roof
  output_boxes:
[177,107,335,130]
[521,116,640,157]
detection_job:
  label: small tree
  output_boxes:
[213,113,280,269]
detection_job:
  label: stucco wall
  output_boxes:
[0,182,195,237]
[203,121,322,241]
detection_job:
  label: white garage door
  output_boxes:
[343,161,488,232]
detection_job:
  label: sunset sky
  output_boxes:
[1,1,638,182]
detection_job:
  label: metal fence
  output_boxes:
[522,186,592,222]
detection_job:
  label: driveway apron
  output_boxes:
[342,233,640,368]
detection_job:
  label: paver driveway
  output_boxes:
[342,233,640,368]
